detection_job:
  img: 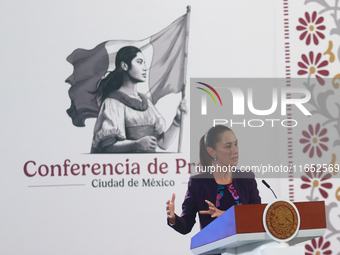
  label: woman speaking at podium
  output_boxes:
[166,125,261,234]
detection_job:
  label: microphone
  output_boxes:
[262,180,277,199]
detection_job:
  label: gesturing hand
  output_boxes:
[166,193,176,224]
[199,200,225,218]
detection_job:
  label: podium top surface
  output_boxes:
[191,201,326,251]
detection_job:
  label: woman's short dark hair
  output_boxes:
[199,125,233,167]
[94,46,141,104]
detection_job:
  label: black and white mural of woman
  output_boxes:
[90,46,187,153]
[66,9,190,153]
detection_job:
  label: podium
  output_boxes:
[190,201,326,255]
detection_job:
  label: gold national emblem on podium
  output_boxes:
[263,200,300,242]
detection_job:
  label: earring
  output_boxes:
[213,156,217,165]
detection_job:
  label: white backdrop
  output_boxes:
[0,1,299,254]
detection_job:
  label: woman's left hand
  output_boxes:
[199,200,225,218]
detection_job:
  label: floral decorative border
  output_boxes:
[291,0,340,254]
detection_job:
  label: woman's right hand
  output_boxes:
[135,136,157,152]
[166,193,176,224]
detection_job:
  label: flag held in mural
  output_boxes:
[65,10,189,127]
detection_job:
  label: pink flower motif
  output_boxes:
[305,237,332,255]
[298,52,329,85]
[227,184,240,200]
[300,123,329,157]
[301,166,333,199]
[297,12,326,45]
